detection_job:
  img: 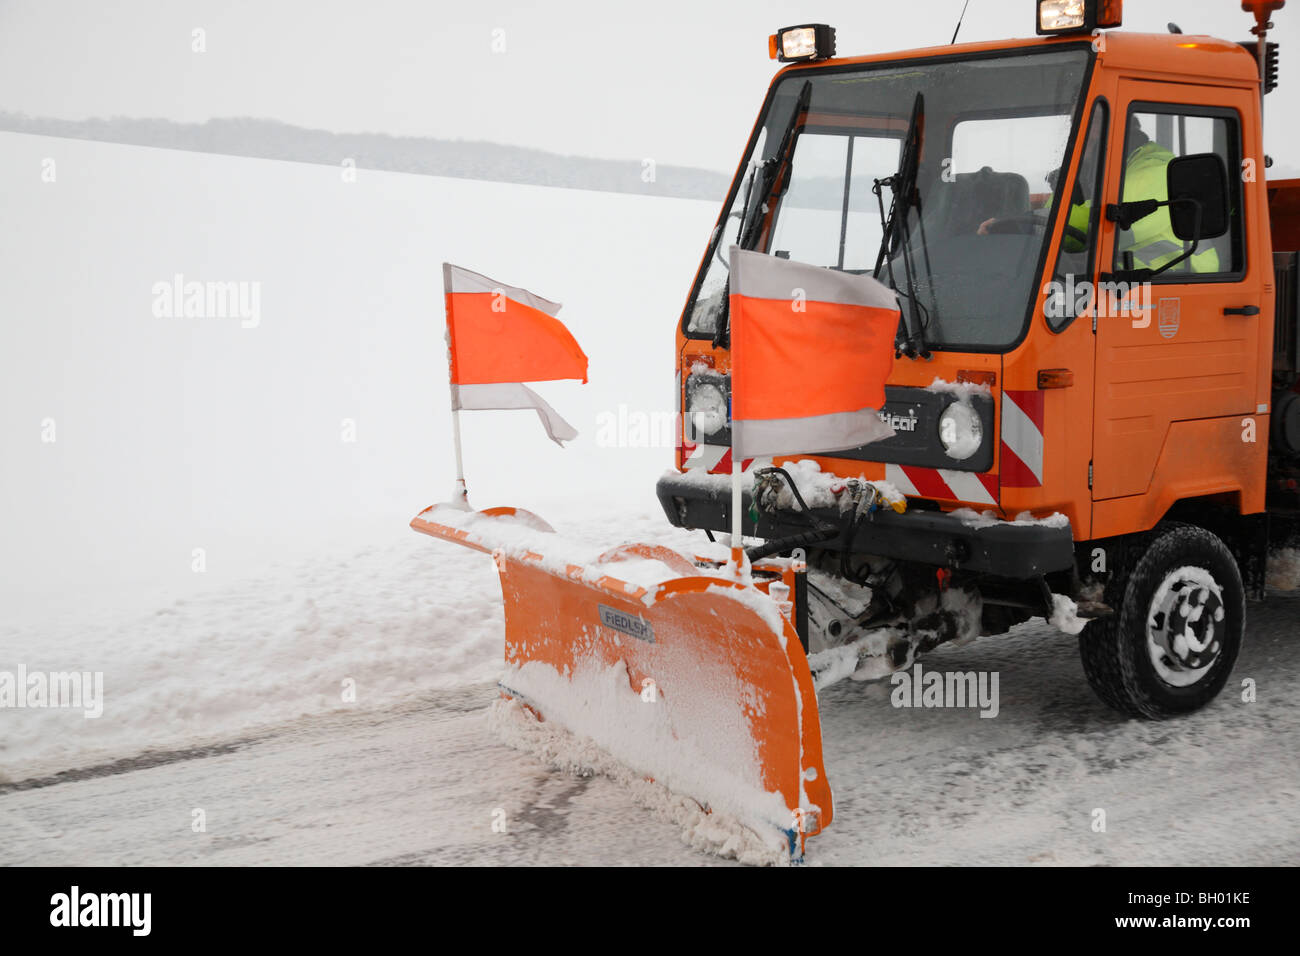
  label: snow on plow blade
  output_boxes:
[410,503,832,860]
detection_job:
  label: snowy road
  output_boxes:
[4,583,1296,866]
[0,684,715,866]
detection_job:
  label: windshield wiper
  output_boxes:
[714,80,812,348]
[872,91,932,360]
[738,80,811,251]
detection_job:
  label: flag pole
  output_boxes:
[730,452,745,576]
[727,242,746,578]
[449,385,469,510]
[443,262,470,511]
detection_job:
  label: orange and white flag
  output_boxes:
[728,248,898,459]
[443,263,588,445]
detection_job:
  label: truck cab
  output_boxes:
[657,4,1300,717]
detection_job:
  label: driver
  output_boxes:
[979,116,1218,273]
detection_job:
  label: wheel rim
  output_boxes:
[1145,565,1226,688]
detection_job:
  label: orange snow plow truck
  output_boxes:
[414,0,1300,861]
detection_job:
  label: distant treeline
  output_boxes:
[0,112,732,200]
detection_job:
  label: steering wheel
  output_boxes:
[984,213,1088,246]
[1061,222,1089,246]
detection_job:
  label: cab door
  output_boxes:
[1092,80,1261,503]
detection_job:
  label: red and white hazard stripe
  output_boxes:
[1000,389,1045,488]
[885,389,1045,502]
[885,463,999,505]
[681,442,769,475]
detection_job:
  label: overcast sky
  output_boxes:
[0,0,1295,171]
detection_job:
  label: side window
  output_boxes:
[1113,106,1244,279]
[1046,99,1107,330]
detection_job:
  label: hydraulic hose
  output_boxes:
[745,526,840,563]
[743,466,840,562]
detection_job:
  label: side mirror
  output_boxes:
[1167,153,1229,241]
[1102,152,1233,283]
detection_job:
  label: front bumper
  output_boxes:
[656,471,1075,580]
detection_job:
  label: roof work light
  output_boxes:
[769,24,836,62]
[1036,0,1123,35]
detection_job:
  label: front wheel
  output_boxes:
[1079,523,1244,718]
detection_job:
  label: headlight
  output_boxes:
[938,402,983,460]
[1035,0,1122,35]
[1038,0,1087,32]
[768,23,836,62]
[688,380,728,437]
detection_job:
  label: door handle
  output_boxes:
[1223,306,1260,316]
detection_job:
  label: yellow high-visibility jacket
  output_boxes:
[1066,142,1219,273]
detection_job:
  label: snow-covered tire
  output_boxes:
[1079,523,1244,719]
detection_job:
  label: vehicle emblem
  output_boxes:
[1158,297,1180,339]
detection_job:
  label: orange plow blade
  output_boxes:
[411,503,832,860]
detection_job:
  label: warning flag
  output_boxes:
[728,248,898,459]
[443,263,587,445]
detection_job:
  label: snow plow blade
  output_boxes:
[410,503,832,860]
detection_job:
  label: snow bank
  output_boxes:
[0,538,503,780]
[0,505,707,783]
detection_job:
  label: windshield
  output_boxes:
[683,47,1091,350]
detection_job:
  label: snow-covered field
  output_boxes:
[2,133,1298,866]
[0,130,713,771]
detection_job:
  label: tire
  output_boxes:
[1079,523,1244,718]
